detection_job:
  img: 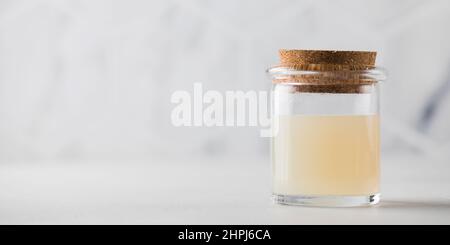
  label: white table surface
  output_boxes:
[1,154,450,225]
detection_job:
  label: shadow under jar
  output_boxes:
[268,50,387,207]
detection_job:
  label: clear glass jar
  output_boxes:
[268,61,386,207]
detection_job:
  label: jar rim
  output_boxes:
[267,66,387,84]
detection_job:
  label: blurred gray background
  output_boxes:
[1,0,450,163]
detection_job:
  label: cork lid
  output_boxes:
[278,49,376,71]
[269,49,383,93]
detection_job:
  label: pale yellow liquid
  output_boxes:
[272,115,379,196]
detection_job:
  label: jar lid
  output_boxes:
[278,49,376,71]
[267,49,387,93]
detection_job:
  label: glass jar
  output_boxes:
[267,50,387,207]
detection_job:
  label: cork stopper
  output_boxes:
[273,49,378,93]
[279,49,376,70]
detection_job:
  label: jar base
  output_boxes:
[272,193,380,207]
